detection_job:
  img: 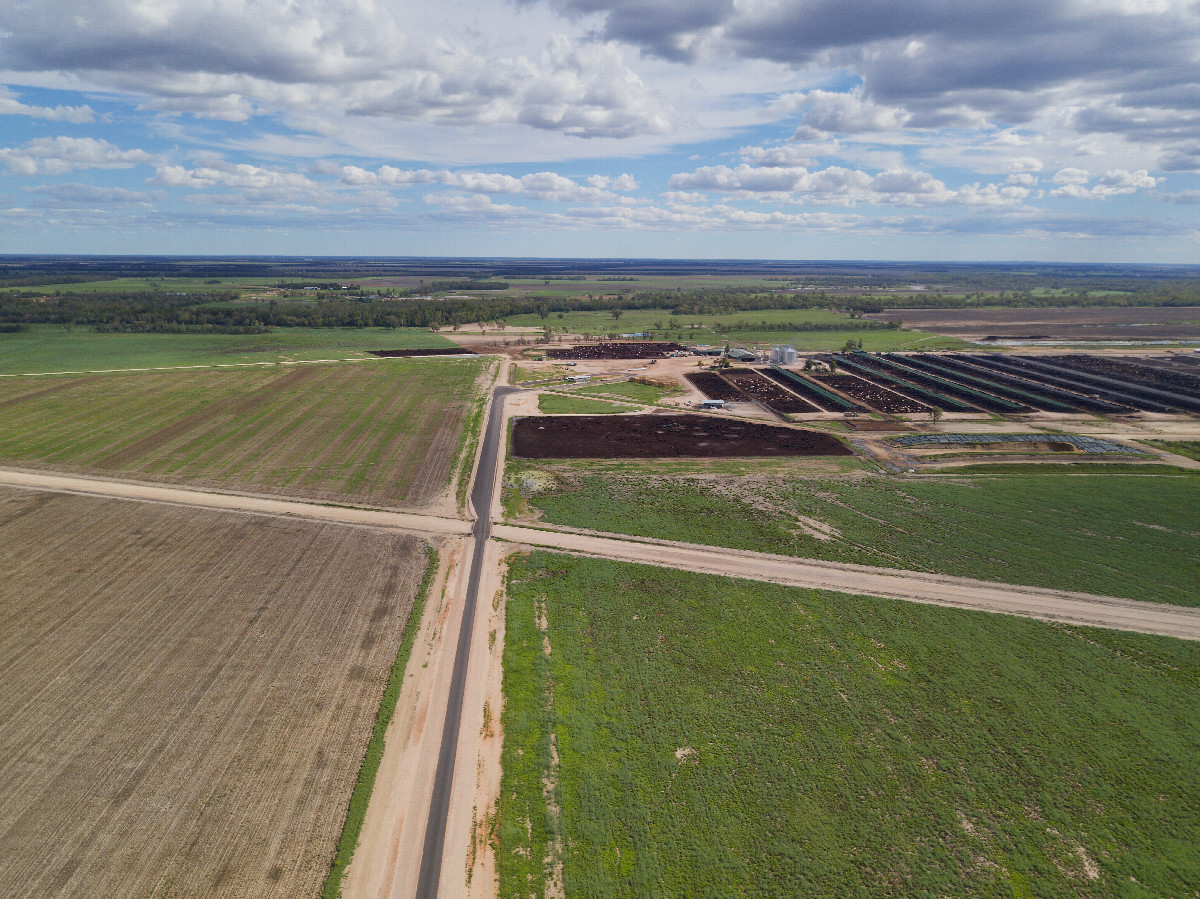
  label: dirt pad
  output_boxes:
[0,487,427,898]
[546,342,687,360]
[511,414,851,458]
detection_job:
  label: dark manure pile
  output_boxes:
[546,342,687,360]
[511,413,852,458]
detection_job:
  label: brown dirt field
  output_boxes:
[0,487,428,898]
[511,414,852,458]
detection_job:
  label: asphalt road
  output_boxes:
[414,386,519,899]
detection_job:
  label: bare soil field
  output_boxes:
[0,487,429,898]
[0,358,486,510]
[511,414,851,458]
[869,306,1200,341]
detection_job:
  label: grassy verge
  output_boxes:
[578,379,681,404]
[499,552,1200,898]
[537,393,637,415]
[455,360,499,511]
[1141,440,1200,462]
[0,324,455,375]
[513,467,1200,605]
[322,545,439,898]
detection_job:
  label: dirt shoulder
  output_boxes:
[0,467,471,537]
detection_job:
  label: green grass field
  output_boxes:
[0,358,485,508]
[506,308,969,350]
[537,394,637,415]
[508,466,1200,605]
[499,552,1200,898]
[0,325,455,376]
[1143,440,1200,462]
[577,379,681,404]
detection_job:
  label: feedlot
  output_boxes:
[0,487,428,898]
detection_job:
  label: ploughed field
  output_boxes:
[0,358,484,508]
[511,414,851,458]
[0,487,427,897]
[546,342,687,360]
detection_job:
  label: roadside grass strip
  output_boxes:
[498,552,1200,898]
[512,468,1200,606]
[321,545,439,899]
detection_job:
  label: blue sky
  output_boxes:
[1,0,1197,260]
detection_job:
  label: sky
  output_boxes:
[0,0,1198,261]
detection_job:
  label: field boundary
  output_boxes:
[321,544,440,899]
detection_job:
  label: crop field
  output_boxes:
[506,307,969,350]
[0,487,429,897]
[0,358,486,508]
[499,552,1200,898]
[507,465,1200,605]
[0,325,457,376]
[869,306,1200,341]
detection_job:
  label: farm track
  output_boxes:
[492,524,1200,641]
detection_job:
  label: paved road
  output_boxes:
[414,386,519,899]
[493,524,1200,642]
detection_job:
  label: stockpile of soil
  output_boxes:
[547,342,687,360]
[368,348,475,357]
[511,414,852,458]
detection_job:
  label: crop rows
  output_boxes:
[0,358,484,508]
[0,488,427,898]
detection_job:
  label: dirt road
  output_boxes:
[0,467,471,537]
[492,524,1200,642]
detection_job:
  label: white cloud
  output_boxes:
[0,88,94,123]
[0,137,157,174]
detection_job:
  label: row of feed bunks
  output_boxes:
[684,353,1200,416]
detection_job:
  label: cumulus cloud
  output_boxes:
[669,161,1029,207]
[0,2,668,139]
[0,88,94,123]
[1050,168,1158,198]
[0,137,157,174]
[788,90,910,140]
[335,165,626,202]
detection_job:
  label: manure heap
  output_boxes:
[511,413,850,458]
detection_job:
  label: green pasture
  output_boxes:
[499,552,1200,898]
[537,394,637,415]
[0,325,454,376]
[508,466,1200,605]
[507,307,969,350]
[1143,440,1200,462]
[577,379,681,404]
